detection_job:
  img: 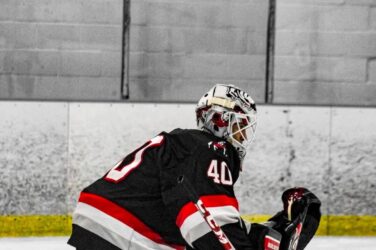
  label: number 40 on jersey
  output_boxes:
[207,160,233,186]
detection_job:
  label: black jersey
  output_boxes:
[68,129,255,250]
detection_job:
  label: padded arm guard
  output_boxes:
[248,223,282,250]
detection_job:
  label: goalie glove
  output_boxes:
[268,187,321,250]
[282,188,320,223]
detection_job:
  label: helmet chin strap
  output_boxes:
[225,137,247,161]
[228,140,246,171]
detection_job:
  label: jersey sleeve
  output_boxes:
[160,137,256,249]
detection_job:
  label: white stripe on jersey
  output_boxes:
[179,205,240,246]
[73,202,177,250]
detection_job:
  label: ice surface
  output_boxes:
[0,237,73,250]
[306,236,376,250]
[0,236,375,250]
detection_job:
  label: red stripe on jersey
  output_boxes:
[176,194,239,228]
[79,192,184,250]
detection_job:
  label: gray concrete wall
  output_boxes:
[129,0,376,104]
[0,0,268,102]
[1,0,375,105]
[129,0,268,102]
[274,0,376,105]
[0,0,123,100]
[1,101,375,216]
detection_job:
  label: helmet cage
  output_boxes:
[227,111,257,159]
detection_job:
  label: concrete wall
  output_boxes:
[129,0,268,102]
[274,0,376,105]
[130,0,376,104]
[1,101,375,217]
[1,0,375,105]
[0,0,268,102]
[0,0,123,100]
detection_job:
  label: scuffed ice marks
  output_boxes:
[0,123,67,215]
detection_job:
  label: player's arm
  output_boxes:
[161,144,258,249]
[177,174,260,250]
[178,151,283,250]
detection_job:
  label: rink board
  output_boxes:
[1,102,376,237]
[1,215,376,237]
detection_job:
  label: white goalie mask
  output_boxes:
[196,84,257,161]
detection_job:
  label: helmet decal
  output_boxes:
[225,86,256,112]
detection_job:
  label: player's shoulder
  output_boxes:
[163,128,218,146]
[160,129,241,180]
[162,128,237,159]
[161,128,209,149]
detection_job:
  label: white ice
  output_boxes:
[0,236,375,250]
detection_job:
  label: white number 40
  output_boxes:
[207,160,233,185]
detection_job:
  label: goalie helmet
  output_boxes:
[196,84,257,161]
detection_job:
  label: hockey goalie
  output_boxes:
[68,84,321,250]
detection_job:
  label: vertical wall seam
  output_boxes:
[121,0,131,99]
[327,107,334,235]
[265,0,276,104]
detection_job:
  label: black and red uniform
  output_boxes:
[68,128,257,250]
